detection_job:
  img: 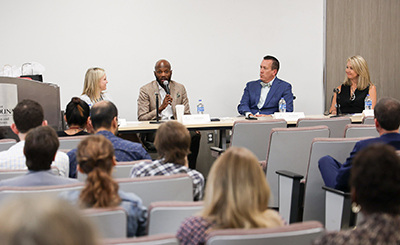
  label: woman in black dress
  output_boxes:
[329,55,377,115]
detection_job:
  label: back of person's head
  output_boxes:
[351,144,400,215]
[154,121,190,166]
[83,67,106,101]
[202,147,274,229]
[24,126,59,171]
[13,99,44,133]
[90,101,118,131]
[0,196,99,245]
[77,134,121,208]
[65,97,90,128]
[263,55,280,73]
[374,97,400,131]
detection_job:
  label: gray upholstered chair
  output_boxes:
[297,117,351,138]
[205,221,324,245]
[147,201,203,235]
[210,119,287,160]
[265,126,330,208]
[117,174,193,207]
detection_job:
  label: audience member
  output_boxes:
[313,144,400,244]
[176,147,284,245]
[61,135,147,237]
[68,100,151,178]
[238,55,293,117]
[0,99,69,177]
[0,126,78,186]
[80,67,112,107]
[329,55,377,115]
[137,59,200,169]
[130,121,204,201]
[0,196,99,245]
[58,97,91,136]
[319,97,400,191]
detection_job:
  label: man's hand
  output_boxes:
[255,114,272,117]
[159,94,173,112]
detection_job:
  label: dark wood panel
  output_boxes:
[325,0,400,111]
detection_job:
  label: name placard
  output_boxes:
[273,112,306,122]
[362,110,374,117]
[182,114,211,124]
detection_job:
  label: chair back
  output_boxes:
[230,119,287,160]
[297,117,351,138]
[344,124,379,138]
[0,166,59,181]
[266,126,329,207]
[0,139,17,151]
[0,183,84,203]
[103,234,179,245]
[302,137,365,224]
[117,174,193,207]
[205,221,324,245]
[148,201,203,235]
[83,207,128,238]
[362,116,375,124]
[58,135,89,150]
[77,160,151,181]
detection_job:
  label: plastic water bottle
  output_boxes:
[197,99,204,114]
[279,97,286,113]
[364,94,372,110]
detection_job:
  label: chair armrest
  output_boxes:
[322,186,356,231]
[277,170,304,223]
[276,170,303,179]
[210,146,225,153]
[210,147,225,158]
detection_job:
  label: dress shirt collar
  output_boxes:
[260,77,275,88]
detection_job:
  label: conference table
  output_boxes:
[118,114,364,149]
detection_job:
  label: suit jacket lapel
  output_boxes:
[253,81,262,106]
[264,77,279,107]
[170,81,176,116]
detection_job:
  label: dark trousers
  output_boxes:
[318,155,341,188]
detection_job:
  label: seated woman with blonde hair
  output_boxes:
[329,55,377,115]
[61,135,147,237]
[80,67,112,107]
[176,147,284,245]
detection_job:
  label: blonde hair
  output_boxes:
[343,55,373,90]
[0,196,98,245]
[82,67,106,103]
[154,121,191,166]
[201,147,281,229]
[77,135,121,208]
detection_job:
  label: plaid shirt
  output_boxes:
[177,216,212,245]
[130,159,204,201]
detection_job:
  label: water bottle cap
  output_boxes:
[199,99,202,101]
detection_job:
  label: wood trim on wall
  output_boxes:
[325,0,400,111]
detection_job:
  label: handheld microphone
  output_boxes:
[163,80,170,94]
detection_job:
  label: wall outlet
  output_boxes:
[207,133,214,143]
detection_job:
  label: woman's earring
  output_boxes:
[352,202,361,213]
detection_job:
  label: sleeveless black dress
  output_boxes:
[338,84,369,114]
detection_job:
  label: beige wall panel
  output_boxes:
[326,0,400,111]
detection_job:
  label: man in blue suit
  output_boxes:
[319,97,400,192]
[237,55,294,117]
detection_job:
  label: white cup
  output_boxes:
[175,105,185,123]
